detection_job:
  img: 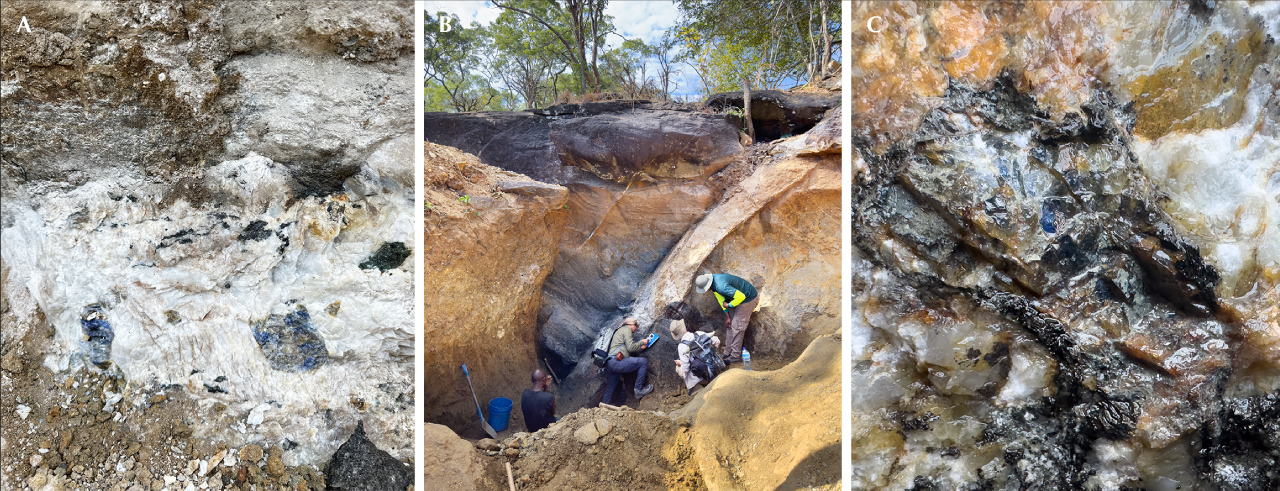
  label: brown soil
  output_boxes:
[423,141,534,221]
[505,407,704,490]
[446,336,837,491]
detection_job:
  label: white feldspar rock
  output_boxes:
[593,418,613,437]
[573,424,600,445]
[246,403,271,426]
[15,404,30,420]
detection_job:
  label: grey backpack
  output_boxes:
[591,327,623,367]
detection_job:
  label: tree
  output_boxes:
[653,33,679,99]
[601,39,659,99]
[425,12,499,112]
[491,0,614,94]
[487,7,568,109]
[672,0,841,96]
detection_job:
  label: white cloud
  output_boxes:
[604,1,680,47]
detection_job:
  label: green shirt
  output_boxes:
[709,274,758,311]
[608,327,647,358]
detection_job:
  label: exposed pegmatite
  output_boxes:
[1,150,414,464]
[1,1,416,471]
[849,1,1278,486]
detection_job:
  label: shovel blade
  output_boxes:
[481,419,498,439]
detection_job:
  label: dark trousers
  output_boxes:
[603,356,648,404]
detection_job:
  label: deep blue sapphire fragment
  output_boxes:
[80,304,114,368]
[252,307,329,372]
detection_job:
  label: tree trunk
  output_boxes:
[819,0,832,78]
[589,0,603,93]
[742,77,754,143]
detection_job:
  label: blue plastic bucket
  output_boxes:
[488,397,513,432]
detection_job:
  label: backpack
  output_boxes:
[682,333,726,381]
[591,327,624,367]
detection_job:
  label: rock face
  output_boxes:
[424,100,735,184]
[325,421,412,491]
[425,95,841,427]
[848,2,1279,489]
[705,89,840,141]
[550,110,742,183]
[426,105,745,377]
[1,1,415,467]
[671,335,842,490]
[422,142,568,435]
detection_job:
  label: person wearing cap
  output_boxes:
[669,319,721,394]
[521,369,556,432]
[603,317,655,404]
[695,273,757,364]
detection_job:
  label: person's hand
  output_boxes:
[674,360,682,367]
[644,338,652,348]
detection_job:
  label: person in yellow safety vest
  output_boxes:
[694,273,758,364]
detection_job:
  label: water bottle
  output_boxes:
[742,348,752,371]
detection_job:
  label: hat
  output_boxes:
[668,319,688,340]
[695,274,713,293]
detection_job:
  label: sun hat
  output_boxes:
[695,274,713,293]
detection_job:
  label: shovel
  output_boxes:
[461,364,499,439]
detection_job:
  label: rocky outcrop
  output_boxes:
[427,105,748,379]
[550,111,742,183]
[426,97,841,424]
[671,335,841,490]
[552,108,843,412]
[422,142,569,435]
[424,103,741,184]
[705,89,840,141]
[848,2,1278,489]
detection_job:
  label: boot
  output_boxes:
[635,384,654,399]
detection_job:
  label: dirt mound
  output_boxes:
[672,334,842,490]
[422,423,505,490]
[507,407,703,490]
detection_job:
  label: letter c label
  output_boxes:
[867,16,885,33]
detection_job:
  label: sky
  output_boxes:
[426,1,704,100]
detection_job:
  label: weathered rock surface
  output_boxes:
[848,2,1279,489]
[425,102,742,185]
[705,89,840,141]
[325,421,412,491]
[549,110,742,183]
[672,335,841,490]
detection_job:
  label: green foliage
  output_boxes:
[426,0,834,110]
[458,194,471,204]
[673,0,841,96]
